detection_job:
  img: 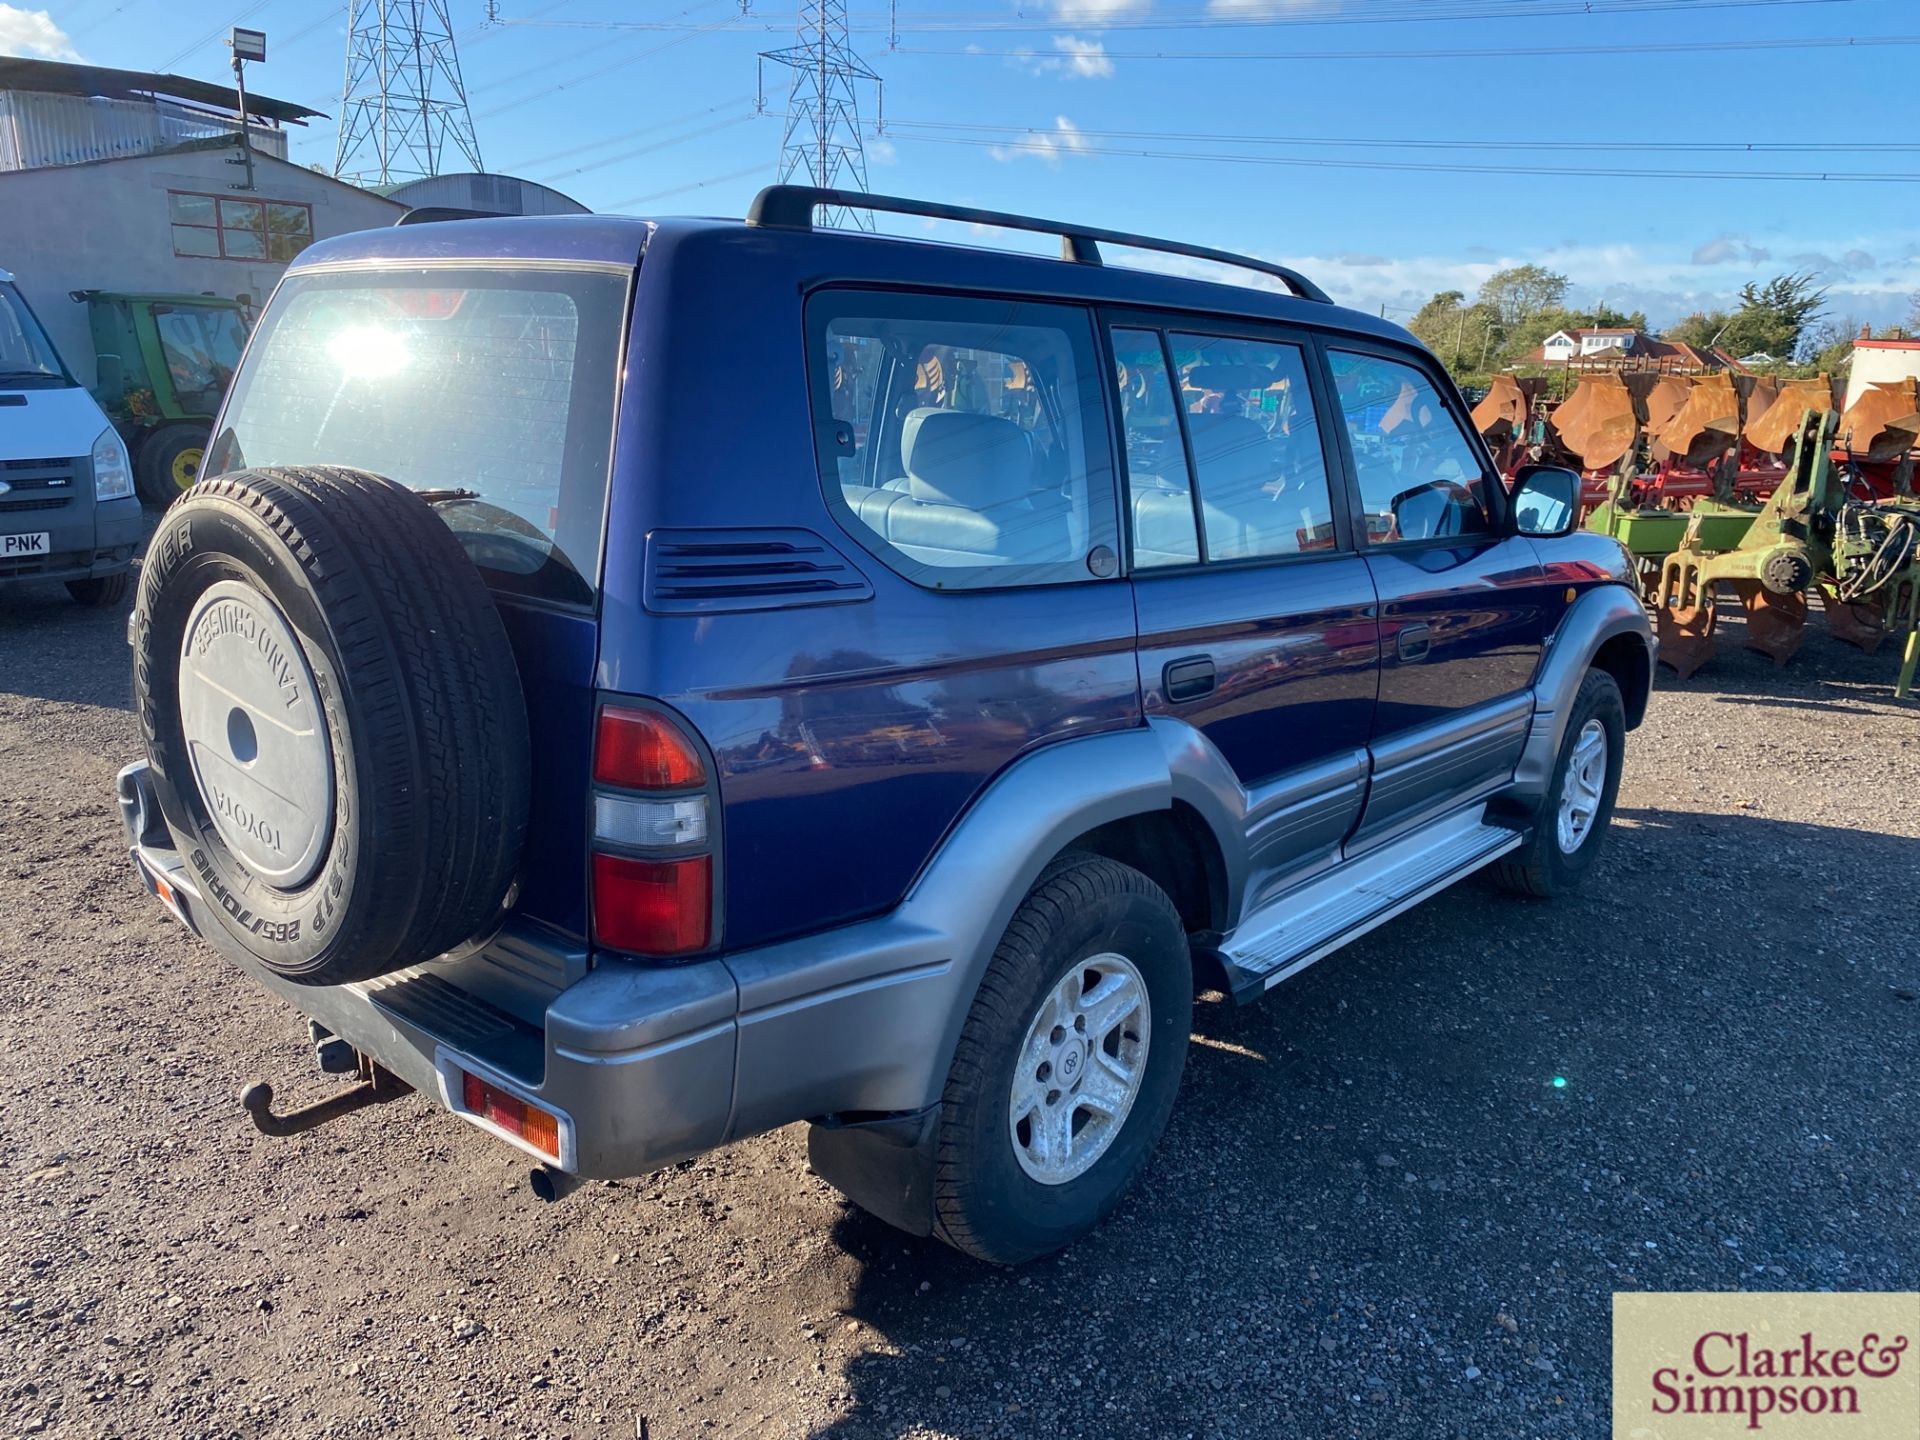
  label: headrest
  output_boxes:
[901,408,1034,508]
[1184,413,1269,474]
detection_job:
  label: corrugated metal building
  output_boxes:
[382,172,589,218]
[0,58,304,171]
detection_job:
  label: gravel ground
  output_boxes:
[2,567,1916,1440]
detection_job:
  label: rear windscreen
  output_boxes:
[206,265,628,608]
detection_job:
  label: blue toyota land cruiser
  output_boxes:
[117,188,1654,1263]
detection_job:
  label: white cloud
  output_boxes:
[1051,0,1152,20]
[1053,36,1114,78]
[0,5,77,60]
[989,116,1093,166]
[868,136,898,166]
[1692,234,1771,266]
[1007,35,1116,79]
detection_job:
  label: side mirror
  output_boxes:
[1510,463,1580,538]
[94,352,126,401]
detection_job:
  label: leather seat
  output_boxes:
[846,408,1070,567]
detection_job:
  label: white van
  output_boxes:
[1,268,142,606]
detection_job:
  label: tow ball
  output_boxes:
[240,1053,413,1137]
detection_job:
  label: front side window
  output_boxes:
[1329,350,1492,544]
[206,266,626,607]
[1169,332,1337,560]
[810,291,1117,590]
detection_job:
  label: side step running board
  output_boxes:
[1215,807,1525,1004]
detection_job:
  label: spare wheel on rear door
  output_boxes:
[133,465,531,986]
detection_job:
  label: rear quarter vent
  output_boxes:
[644,528,872,615]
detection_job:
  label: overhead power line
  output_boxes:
[494,0,1882,35]
[495,102,741,173]
[604,162,769,212]
[476,0,741,120]
[531,113,759,184]
[877,116,1920,154]
[888,131,1920,183]
[899,32,1920,64]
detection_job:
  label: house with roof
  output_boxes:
[1519,326,1733,375]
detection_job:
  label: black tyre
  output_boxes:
[137,425,208,507]
[1493,668,1625,898]
[132,466,530,986]
[67,572,131,607]
[933,854,1192,1264]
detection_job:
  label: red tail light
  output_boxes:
[592,853,711,955]
[596,707,705,790]
[591,701,716,958]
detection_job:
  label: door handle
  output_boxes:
[1163,655,1216,702]
[1396,623,1432,663]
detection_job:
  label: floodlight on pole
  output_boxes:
[226,27,266,193]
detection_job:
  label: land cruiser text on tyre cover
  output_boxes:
[117,189,1655,1264]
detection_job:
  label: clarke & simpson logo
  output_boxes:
[1615,1294,1920,1439]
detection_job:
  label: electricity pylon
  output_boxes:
[335,0,484,186]
[759,0,882,229]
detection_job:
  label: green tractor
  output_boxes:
[72,290,252,506]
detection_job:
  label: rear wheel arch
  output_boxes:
[1060,801,1228,943]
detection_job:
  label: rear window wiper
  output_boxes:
[411,487,481,505]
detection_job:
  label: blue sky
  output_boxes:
[11,0,1920,332]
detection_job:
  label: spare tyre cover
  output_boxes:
[133,466,531,986]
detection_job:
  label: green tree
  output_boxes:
[1476,264,1571,327]
[1801,316,1865,373]
[1662,311,1734,351]
[1718,272,1827,360]
[1587,303,1650,333]
[1408,289,1499,375]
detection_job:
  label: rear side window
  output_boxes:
[1328,350,1492,545]
[808,290,1118,590]
[207,265,628,607]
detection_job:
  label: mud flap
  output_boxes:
[807,1106,941,1237]
[1730,581,1809,666]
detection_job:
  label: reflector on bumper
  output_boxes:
[435,1054,575,1169]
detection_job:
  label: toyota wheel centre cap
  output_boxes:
[177,580,334,887]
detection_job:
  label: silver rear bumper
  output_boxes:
[119,759,741,1178]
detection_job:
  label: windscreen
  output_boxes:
[206,265,627,607]
[152,303,249,414]
[0,282,72,387]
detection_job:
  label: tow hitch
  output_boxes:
[240,1054,413,1137]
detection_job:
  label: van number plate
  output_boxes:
[1,532,50,557]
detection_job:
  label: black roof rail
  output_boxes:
[745,185,1333,306]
